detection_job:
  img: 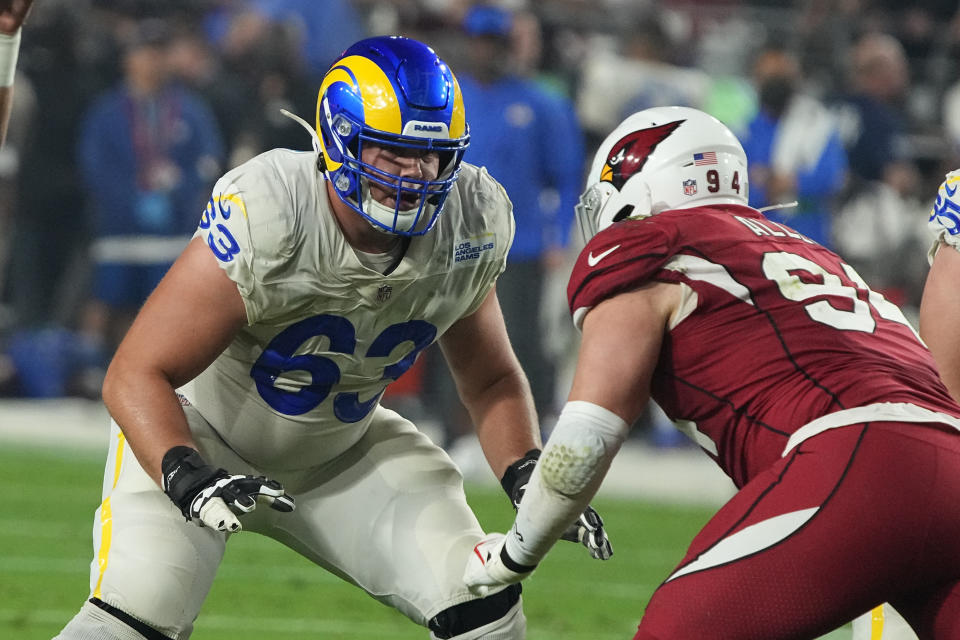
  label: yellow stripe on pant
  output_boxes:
[870,605,885,639]
[93,431,126,599]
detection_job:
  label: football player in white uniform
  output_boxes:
[55,36,610,640]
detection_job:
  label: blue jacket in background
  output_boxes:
[458,75,584,260]
[742,108,847,247]
[834,93,906,183]
[77,83,224,239]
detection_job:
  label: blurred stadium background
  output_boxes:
[2,0,955,637]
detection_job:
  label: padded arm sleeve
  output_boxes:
[504,400,629,567]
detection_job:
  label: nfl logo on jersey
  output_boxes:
[377,285,392,303]
[683,179,698,196]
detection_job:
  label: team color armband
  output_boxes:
[504,400,629,567]
[0,28,21,87]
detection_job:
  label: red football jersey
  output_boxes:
[568,204,960,487]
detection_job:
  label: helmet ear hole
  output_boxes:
[612,205,635,223]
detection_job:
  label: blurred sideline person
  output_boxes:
[464,106,960,639]
[77,19,225,358]
[453,4,584,431]
[741,46,847,248]
[55,36,609,640]
[0,0,33,146]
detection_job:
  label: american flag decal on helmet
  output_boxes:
[693,151,718,165]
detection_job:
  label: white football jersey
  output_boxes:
[179,149,514,471]
[929,170,960,262]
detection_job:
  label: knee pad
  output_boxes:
[54,599,175,640]
[428,584,525,640]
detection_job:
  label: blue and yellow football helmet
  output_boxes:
[316,36,470,236]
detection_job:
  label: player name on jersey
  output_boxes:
[733,215,815,243]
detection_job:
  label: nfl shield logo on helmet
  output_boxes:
[683,179,698,196]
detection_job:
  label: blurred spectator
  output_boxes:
[77,19,224,356]
[3,1,102,331]
[576,11,710,148]
[832,32,917,196]
[740,47,847,247]
[431,3,584,450]
[830,33,928,307]
[944,82,960,159]
[165,25,236,143]
[169,18,314,167]
[0,67,33,316]
[204,0,366,82]
[831,179,931,311]
[253,0,366,79]
[941,11,960,160]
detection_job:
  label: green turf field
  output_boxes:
[0,445,849,639]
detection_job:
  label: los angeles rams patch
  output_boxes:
[453,233,496,265]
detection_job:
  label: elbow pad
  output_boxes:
[505,400,629,566]
[537,401,629,496]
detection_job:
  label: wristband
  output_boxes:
[0,28,21,87]
[500,448,541,506]
[161,445,225,516]
[499,539,537,574]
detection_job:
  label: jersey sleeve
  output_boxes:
[566,218,674,330]
[458,166,516,317]
[928,169,960,264]
[193,153,300,325]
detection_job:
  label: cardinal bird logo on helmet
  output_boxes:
[600,119,684,191]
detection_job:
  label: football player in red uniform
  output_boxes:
[465,106,960,639]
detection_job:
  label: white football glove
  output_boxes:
[463,533,536,598]
[186,474,294,532]
[161,446,295,532]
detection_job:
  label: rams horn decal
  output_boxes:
[600,119,685,191]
